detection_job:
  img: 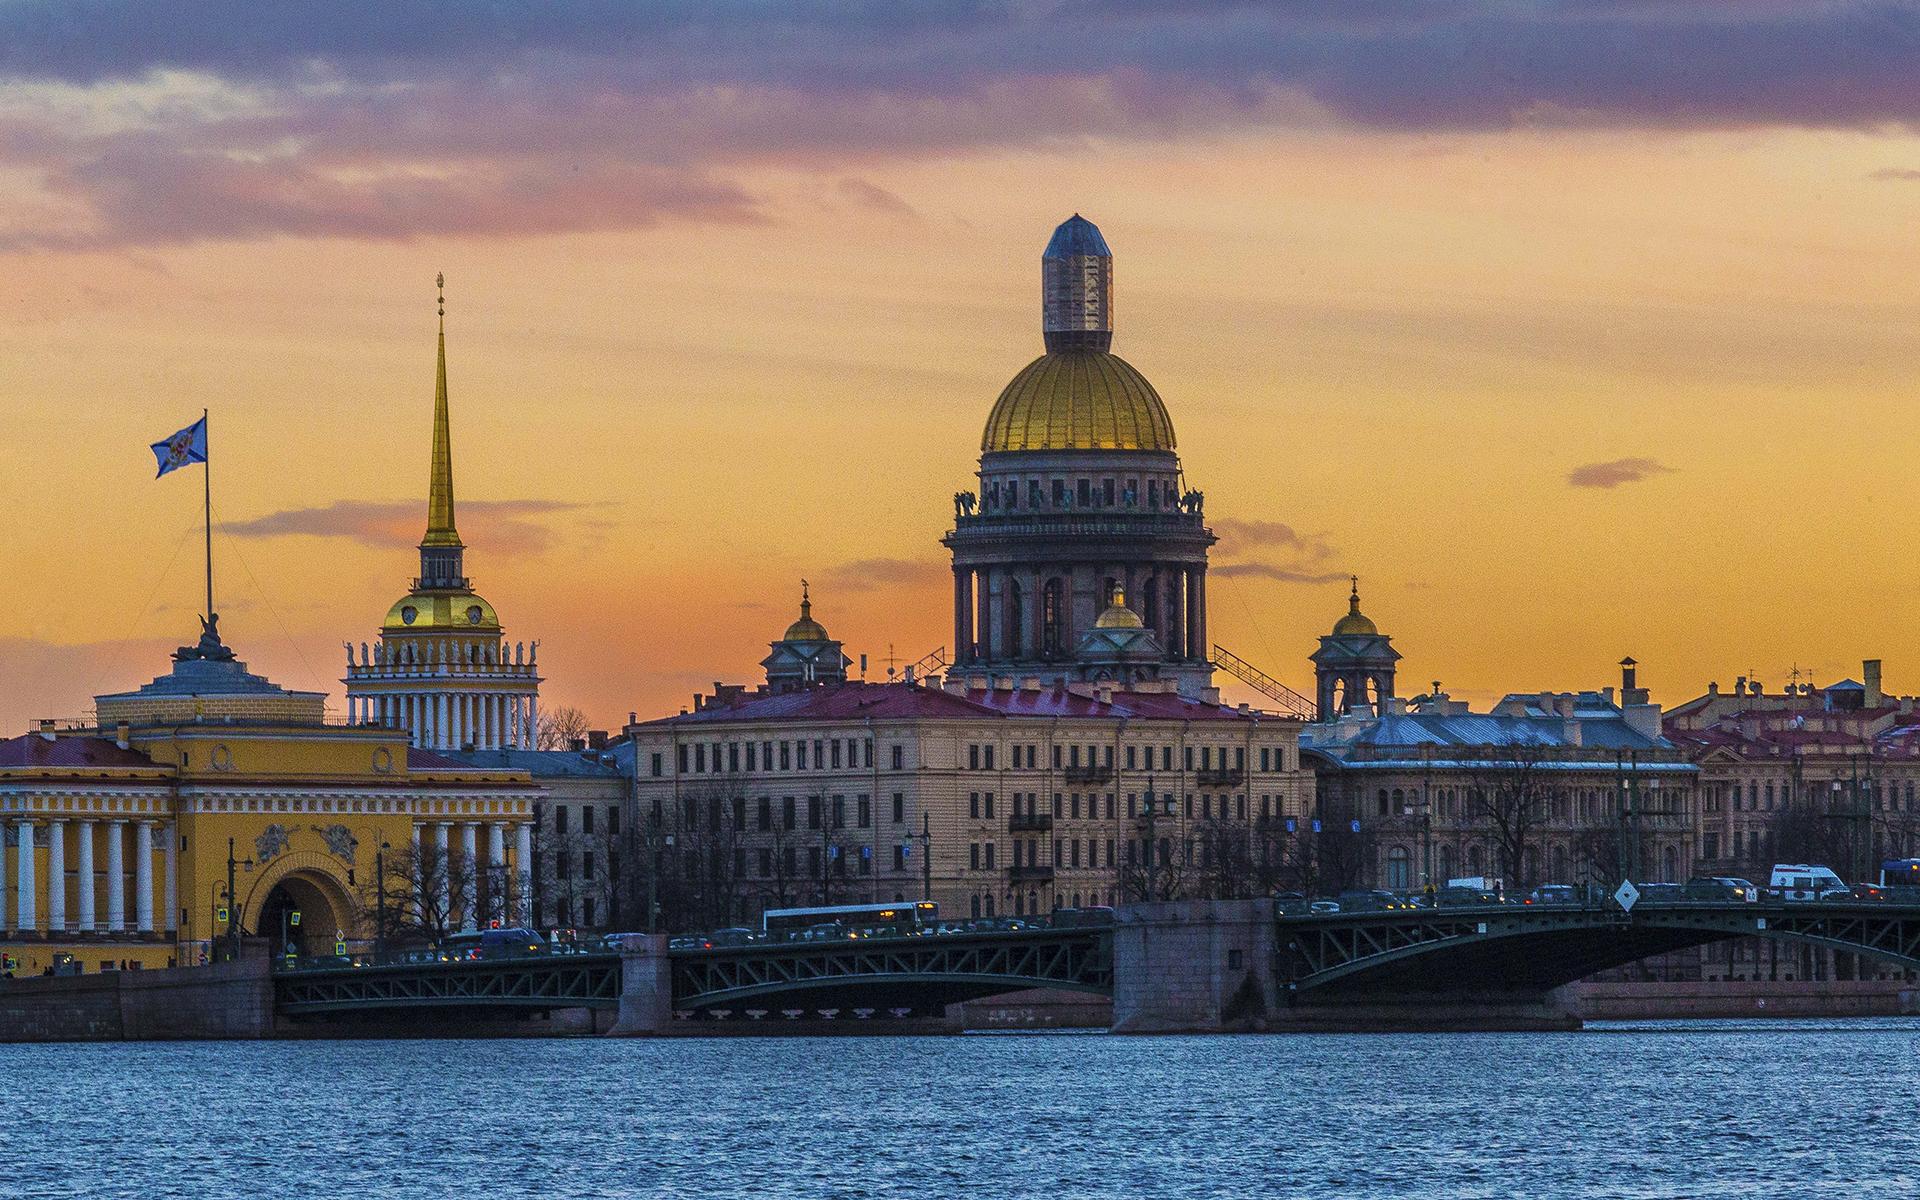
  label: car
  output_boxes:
[1308,900,1341,915]
[1053,906,1116,928]
[1525,885,1580,906]
[798,923,846,942]
[1272,892,1309,916]
[1434,885,1500,908]
[1848,881,1889,903]
[1682,876,1760,903]
[1632,882,1684,904]
[1336,889,1409,913]
[1770,864,1850,902]
[709,927,757,947]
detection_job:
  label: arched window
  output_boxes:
[1468,846,1484,876]
[1439,844,1458,881]
[1662,845,1679,883]
[1386,845,1411,890]
[970,895,982,918]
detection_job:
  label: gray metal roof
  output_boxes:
[1044,214,1109,259]
[444,748,625,778]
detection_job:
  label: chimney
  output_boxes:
[37,719,56,742]
[1620,657,1638,693]
[1707,681,1719,697]
[1734,675,1747,697]
[588,730,609,751]
[628,711,637,726]
[1619,656,1649,706]
[115,721,130,750]
[1095,683,1114,705]
[1865,659,1883,707]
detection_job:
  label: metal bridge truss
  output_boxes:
[277,955,623,1014]
[672,929,1112,1010]
[1278,903,1920,994]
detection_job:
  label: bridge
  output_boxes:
[261,898,1920,1034]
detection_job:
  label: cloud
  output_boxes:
[1210,518,1344,583]
[836,177,918,220]
[1566,456,1675,489]
[818,557,946,592]
[218,498,589,554]
[1212,561,1350,584]
[2,3,1918,247]
[1870,167,1920,181]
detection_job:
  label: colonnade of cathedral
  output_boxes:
[412,818,535,931]
[953,561,1208,664]
[2,818,172,935]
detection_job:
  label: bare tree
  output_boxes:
[536,704,593,751]
[1463,743,1554,890]
[359,840,480,944]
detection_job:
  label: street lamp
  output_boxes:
[225,837,254,962]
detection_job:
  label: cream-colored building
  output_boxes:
[623,654,1309,928]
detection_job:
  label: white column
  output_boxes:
[105,820,126,932]
[16,820,35,932]
[435,822,453,931]
[135,821,155,933]
[480,694,493,751]
[163,822,177,932]
[527,695,539,749]
[507,696,520,749]
[460,822,479,931]
[437,694,450,751]
[76,820,95,933]
[487,823,505,925]
[46,820,65,933]
[516,822,534,924]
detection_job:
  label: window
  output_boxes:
[732,799,745,832]
[1052,792,1062,817]
[970,792,980,819]
[832,795,846,829]
[555,807,569,835]
[650,752,663,777]
[1162,746,1173,771]
[757,797,771,831]
[984,745,995,770]
[583,852,596,880]
[865,739,874,768]
[813,739,824,768]
[1052,839,1063,867]
[1386,846,1410,890]
[583,807,596,836]
[780,742,791,770]
[985,842,996,868]
[676,744,688,773]
[694,744,705,773]
[832,740,842,769]
[807,796,821,830]
[747,744,757,772]
[858,795,871,828]
[892,793,905,823]
[1184,746,1194,770]
[1126,746,1137,770]
[891,745,904,771]
[729,743,740,773]
[894,845,906,871]
[783,796,796,830]
[970,843,981,869]
[970,744,980,770]
[984,793,995,818]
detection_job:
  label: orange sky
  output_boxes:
[6,93,1920,731]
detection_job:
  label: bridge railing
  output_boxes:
[276,939,624,974]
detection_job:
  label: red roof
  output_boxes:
[633,681,1268,730]
[0,734,161,770]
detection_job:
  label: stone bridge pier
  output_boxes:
[1111,900,1284,1033]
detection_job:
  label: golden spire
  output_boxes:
[422,271,461,549]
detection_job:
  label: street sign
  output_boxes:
[1613,880,1641,913]
[216,906,229,923]
[332,940,347,955]
[290,910,301,926]
[1350,819,1362,834]
[1310,819,1322,833]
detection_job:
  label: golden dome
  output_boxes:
[982,351,1176,453]
[1095,586,1146,629]
[384,590,500,633]
[1332,577,1377,637]
[781,582,831,643]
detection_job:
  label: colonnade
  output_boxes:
[344,691,539,752]
[0,819,174,935]
[954,562,1208,664]
[420,819,536,931]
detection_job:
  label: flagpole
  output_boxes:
[202,408,212,621]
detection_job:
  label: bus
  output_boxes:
[761,902,938,939]
[1881,859,1920,888]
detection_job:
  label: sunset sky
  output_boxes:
[4,2,1920,732]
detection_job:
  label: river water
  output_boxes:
[6,1020,1918,1198]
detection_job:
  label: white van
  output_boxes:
[1771,864,1849,901]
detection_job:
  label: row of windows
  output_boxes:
[1705,779,1920,814]
[550,804,619,839]
[654,793,913,833]
[969,743,1280,772]
[981,474,1177,514]
[970,791,1260,821]
[665,737,879,777]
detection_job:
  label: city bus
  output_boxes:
[761,902,938,939]
[1881,859,1920,888]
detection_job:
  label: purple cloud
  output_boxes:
[219,499,588,554]
[1566,457,1675,489]
[2,3,1918,247]
[1210,518,1343,584]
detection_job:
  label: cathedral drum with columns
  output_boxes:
[943,215,1216,698]
[344,277,543,751]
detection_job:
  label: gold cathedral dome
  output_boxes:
[781,581,831,643]
[981,351,1177,453]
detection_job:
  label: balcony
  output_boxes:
[1009,812,1054,833]
[1063,764,1114,785]
[1008,864,1056,883]
[1195,767,1245,787]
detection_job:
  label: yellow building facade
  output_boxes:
[0,629,538,976]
